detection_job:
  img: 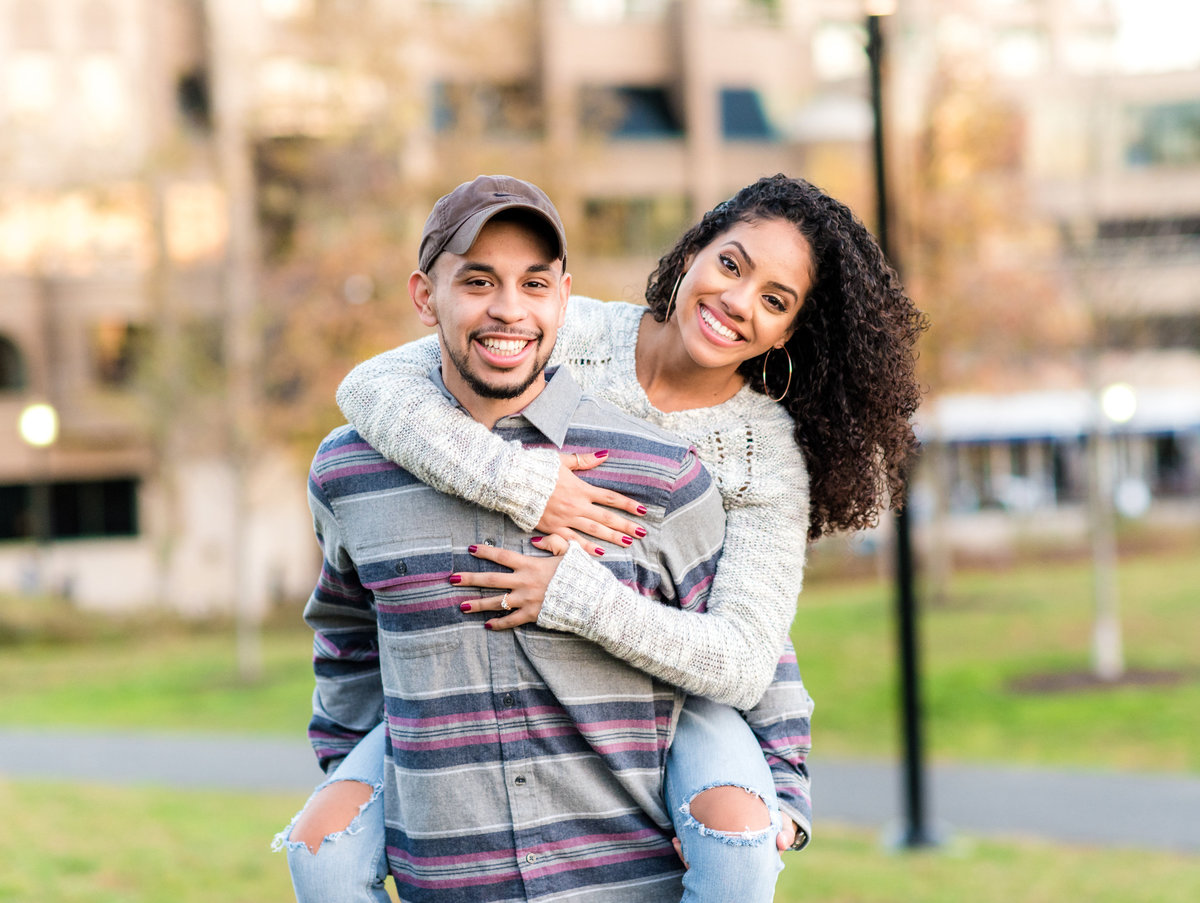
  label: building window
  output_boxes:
[0,335,26,391]
[581,195,690,257]
[6,52,57,117]
[433,81,542,138]
[579,86,682,139]
[78,54,128,137]
[1125,100,1200,168]
[92,322,146,387]
[720,88,775,140]
[0,478,139,541]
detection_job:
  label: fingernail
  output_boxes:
[531,536,543,544]
[636,505,647,515]
[595,547,605,556]
[621,535,633,546]
[459,602,471,612]
[468,545,477,554]
[484,622,493,631]
[634,527,647,538]
[449,574,462,585]
[595,449,610,459]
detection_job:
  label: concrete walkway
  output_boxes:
[1,728,1196,853]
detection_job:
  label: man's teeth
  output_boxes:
[480,337,529,356]
[700,307,740,340]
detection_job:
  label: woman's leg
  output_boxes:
[665,695,784,903]
[273,721,391,903]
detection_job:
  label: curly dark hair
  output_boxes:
[644,174,928,541]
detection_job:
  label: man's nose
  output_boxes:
[488,285,525,321]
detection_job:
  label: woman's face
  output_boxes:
[671,216,812,373]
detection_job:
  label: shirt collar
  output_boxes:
[428,364,581,449]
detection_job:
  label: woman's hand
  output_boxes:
[776,819,800,852]
[453,541,568,630]
[537,451,648,555]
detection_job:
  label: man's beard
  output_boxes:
[443,331,550,400]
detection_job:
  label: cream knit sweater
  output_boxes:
[336,297,810,711]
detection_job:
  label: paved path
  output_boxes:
[1,728,1196,853]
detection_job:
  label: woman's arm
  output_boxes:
[336,333,558,531]
[536,439,810,711]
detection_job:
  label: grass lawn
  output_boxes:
[1,543,1197,901]
[1,780,1196,903]
[2,544,1197,773]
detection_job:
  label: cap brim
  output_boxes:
[443,202,565,259]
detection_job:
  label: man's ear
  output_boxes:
[555,271,571,331]
[410,270,438,327]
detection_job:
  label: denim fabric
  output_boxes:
[665,695,784,903]
[276,722,389,903]
[281,699,784,903]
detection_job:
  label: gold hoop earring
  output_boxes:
[762,345,793,403]
[664,273,683,320]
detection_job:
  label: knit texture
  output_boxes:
[336,296,811,711]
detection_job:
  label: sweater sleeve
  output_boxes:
[334,297,626,531]
[537,418,810,711]
[335,334,557,532]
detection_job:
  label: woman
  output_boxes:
[278,175,926,901]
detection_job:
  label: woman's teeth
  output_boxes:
[700,306,740,341]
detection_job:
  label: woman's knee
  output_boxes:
[686,784,772,835]
[289,780,377,854]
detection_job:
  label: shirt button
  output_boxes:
[514,775,526,786]
[525,852,538,864]
[394,561,408,576]
[501,693,516,707]
[483,538,496,546]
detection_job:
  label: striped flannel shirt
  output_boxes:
[303,367,727,902]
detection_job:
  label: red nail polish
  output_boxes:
[621,535,633,545]
[484,622,493,630]
[635,527,647,538]
[531,536,543,544]
[595,449,610,459]
[595,547,605,556]
[449,575,462,585]
[460,602,471,612]
[636,505,647,515]
[468,545,477,554]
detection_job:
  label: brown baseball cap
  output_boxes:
[418,174,567,272]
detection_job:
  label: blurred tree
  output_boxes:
[900,63,1089,396]
[251,2,434,456]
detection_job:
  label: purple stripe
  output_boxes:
[678,574,713,609]
[320,461,397,483]
[314,440,375,463]
[759,735,811,751]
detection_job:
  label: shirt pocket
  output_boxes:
[359,534,462,658]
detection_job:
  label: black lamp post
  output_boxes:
[866,4,938,849]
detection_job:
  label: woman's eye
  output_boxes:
[764,295,786,312]
[719,254,739,275]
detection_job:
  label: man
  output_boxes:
[299,176,729,900]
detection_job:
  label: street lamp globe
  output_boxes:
[18,402,59,449]
[1100,383,1137,425]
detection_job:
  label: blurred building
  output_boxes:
[0,0,867,611]
[895,0,1200,534]
[1,0,1197,611]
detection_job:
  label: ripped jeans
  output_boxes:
[276,695,783,903]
